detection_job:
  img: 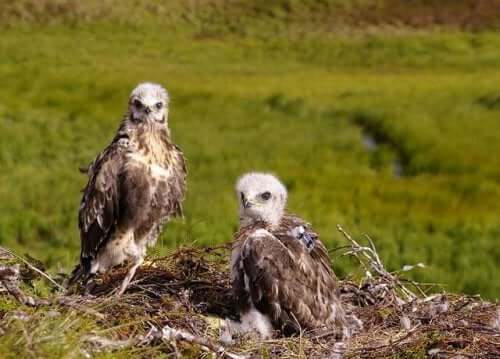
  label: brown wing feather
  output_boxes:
[169,144,187,218]
[278,214,336,279]
[239,227,345,335]
[77,136,129,273]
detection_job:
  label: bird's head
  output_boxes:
[236,172,287,228]
[128,83,169,126]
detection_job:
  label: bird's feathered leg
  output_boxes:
[116,257,143,297]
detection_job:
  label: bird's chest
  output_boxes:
[126,152,171,179]
[126,131,170,174]
[123,152,172,207]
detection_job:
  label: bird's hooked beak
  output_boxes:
[144,107,152,115]
[241,193,252,209]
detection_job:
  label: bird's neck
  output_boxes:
[120,117,173,164]
[136,124,170,143]
[239,214,283,231]
[139,127,171,163]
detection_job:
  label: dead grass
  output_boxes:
[0,236,499,358]
[2,0,500,30]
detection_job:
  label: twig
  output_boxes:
[337,225,420,302]
[56,297,106,320]
[145,324,247,359]
[0,247,64,291]
[84,335,134,350]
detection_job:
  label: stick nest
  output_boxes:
[0,238,498,358]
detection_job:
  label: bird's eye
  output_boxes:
[240,192,245,203]
[155,102,163,110]
[133,99,143,108]
[261,191,271,200]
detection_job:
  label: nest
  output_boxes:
[0,233,499,358]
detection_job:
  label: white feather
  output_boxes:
[236,172,287,228]
[126,153,171,178]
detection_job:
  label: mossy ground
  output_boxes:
[1,245,498,358]
[0,2,499,356]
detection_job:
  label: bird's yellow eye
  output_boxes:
[261,192,271,200]
[133,99,142,108]
[155,102,163,110]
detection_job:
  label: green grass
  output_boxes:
[0,2,500,301]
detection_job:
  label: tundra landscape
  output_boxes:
[0,1,499,357]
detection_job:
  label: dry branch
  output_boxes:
[337,225,421,302]
[0,238,498,358]
[143,324,247,359]
[0,246,64,291]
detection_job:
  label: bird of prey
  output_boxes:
[227,173,350,339]
[69,83,187,296]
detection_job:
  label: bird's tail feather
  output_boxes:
[66,263,91,288]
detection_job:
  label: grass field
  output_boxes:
[1,0,499,303]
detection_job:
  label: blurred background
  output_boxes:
[0,0,499,299]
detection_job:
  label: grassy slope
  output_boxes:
[0,1,499,301]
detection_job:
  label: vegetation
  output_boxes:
[1,1,500,357]
[0,0,498,313]
[1,239,499,358]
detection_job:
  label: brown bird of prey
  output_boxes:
[70,83,187,296]
[226,173,350,340]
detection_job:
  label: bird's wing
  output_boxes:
[170,144,187,217]
[78,137,129,268]
[240,227,342,333]
[231,225,257,316]
[278,214,336,279]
